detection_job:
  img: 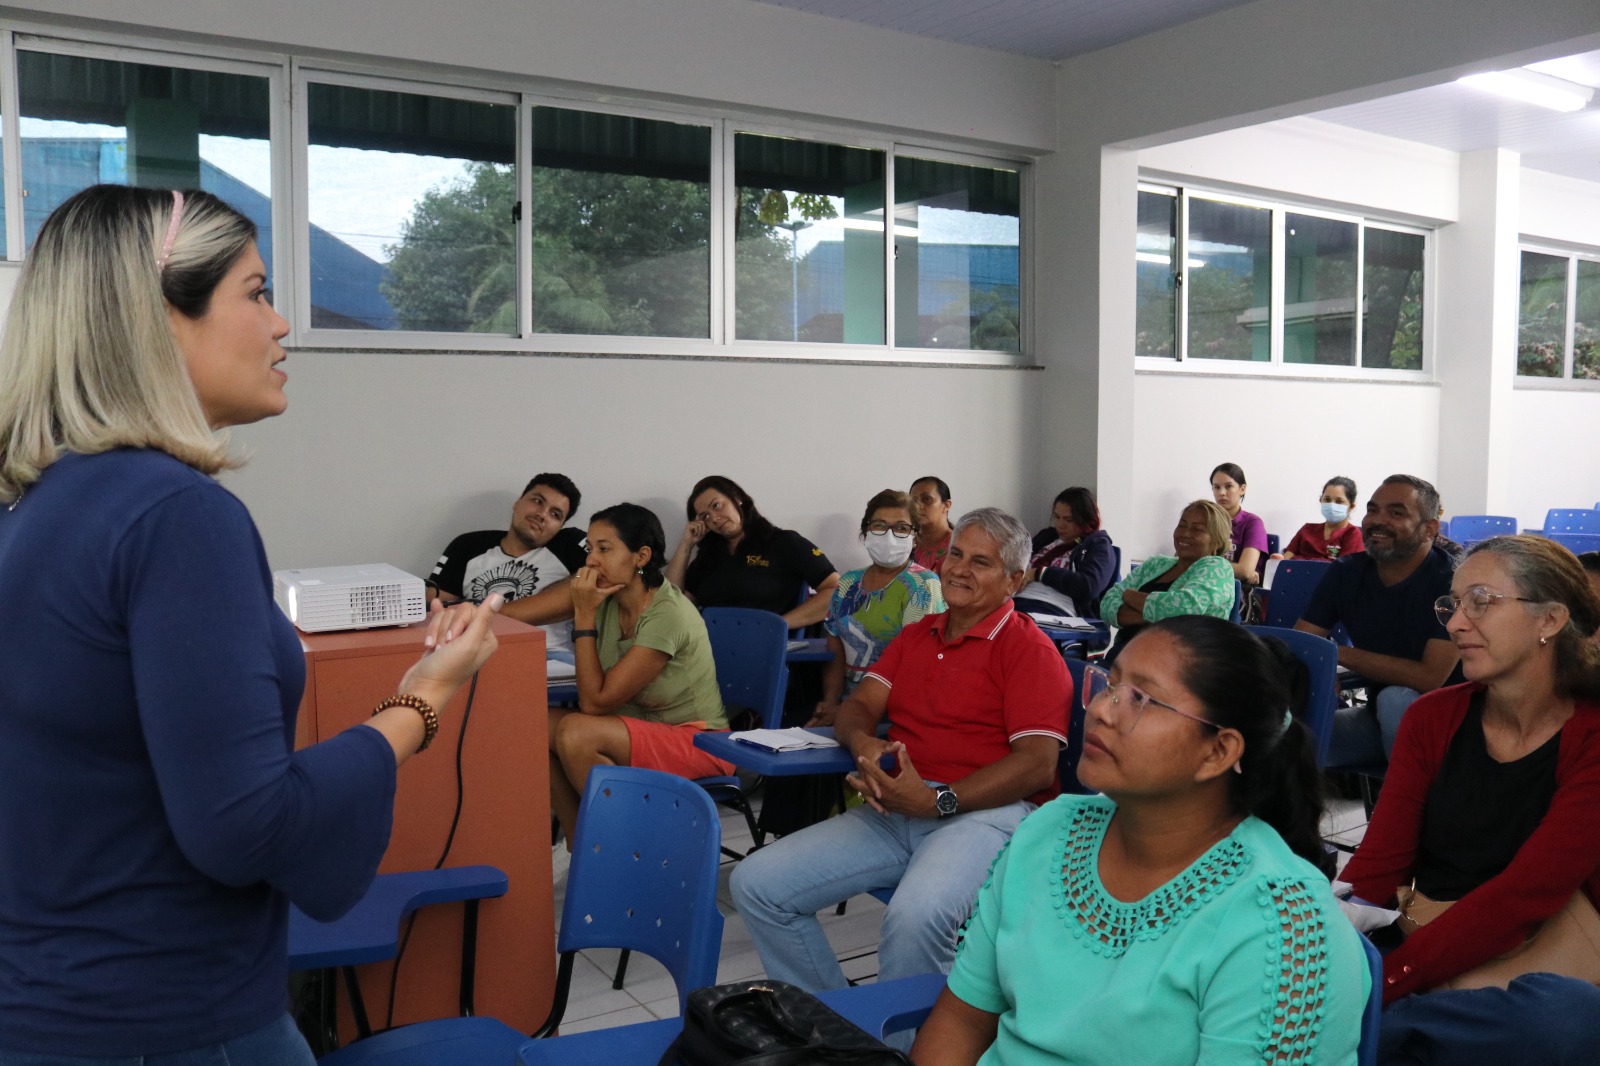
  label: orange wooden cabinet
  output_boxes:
[296,614,553,1039]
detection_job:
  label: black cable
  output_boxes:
[383,670,479,1030]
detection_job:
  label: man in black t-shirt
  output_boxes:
[427,473,586,651]
[1297,473,1460,768]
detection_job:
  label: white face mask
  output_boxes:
[865,530,914,568]
[1321,501,1350,524]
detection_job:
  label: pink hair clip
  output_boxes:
[156,190,186,274]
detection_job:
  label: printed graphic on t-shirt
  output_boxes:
[468,558,545,602]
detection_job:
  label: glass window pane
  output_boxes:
[1574,259,1599,381]
[309,83,514,333]
[734,133,885,344]
[1518,250,1569,378]
[528,107,710,338]
[17,51,270,274]
[1282,213,1356,366]
[1186,198,1271,362]
[1362,228,1425,370]
[1135,191,1177,358]
[893,156,1019,352]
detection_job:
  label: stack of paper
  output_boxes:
[546,657,576,683]
[732,728,840,752]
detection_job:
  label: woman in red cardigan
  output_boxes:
[1343,534,1600,1063]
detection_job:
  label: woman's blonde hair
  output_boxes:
[1183,499,1234,557]
[0,184,256,501]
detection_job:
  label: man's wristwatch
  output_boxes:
[933,784,959,819]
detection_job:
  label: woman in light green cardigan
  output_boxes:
[1099,499,1235,661]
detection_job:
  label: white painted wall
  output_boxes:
[1124,374,1441,561]
[220,352,1036,574]
[1504,389,1600,530]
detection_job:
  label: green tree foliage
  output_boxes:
[382,163,516,333]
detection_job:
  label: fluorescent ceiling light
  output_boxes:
[1457,68,1594,113]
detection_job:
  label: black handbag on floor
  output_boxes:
[658,980,914,1066]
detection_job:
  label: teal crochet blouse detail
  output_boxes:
[948,794,1368,1066]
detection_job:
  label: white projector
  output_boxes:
[273,563,428,633]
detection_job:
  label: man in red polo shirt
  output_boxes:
[732,507,1072,994]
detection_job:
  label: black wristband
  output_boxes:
[572,628,599,640]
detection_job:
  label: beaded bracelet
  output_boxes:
[373,693,439,752]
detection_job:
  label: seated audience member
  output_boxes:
[1014,485,1116,619]
[548,503,733,875]
[731,508,1070,994]
[911,617,1368,1066]
[1296,474,1460,766]
[810,490,945,726]
[1278,475,1365,561]
[665,475,839,627]
[428,473,585,651]
[1579,551,1600,606]
[1210,462,1268,585]
[909,476,955,575]
[1099,500,1235,661]
[1342,536,1600,1062]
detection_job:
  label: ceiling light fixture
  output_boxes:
[1457,68,1595,113]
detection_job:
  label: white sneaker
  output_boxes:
[551,843,571,886]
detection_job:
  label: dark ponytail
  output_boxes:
[591,503,667,589]
[1147,616,1332,877]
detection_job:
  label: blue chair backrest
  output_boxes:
[562,766,724,1012]
[1359,934,1383,1066]
[1249,626,1339,766]
[1549,532,1600,556]
[1111,545,1123,582]
[1257,534,1279,584]
[1545,508,1600,536]
[1264,559,1333,629]
[703,607,789,729]
[1060,657,1092,795]
[1229,580,1243,623]
[1447,514,1517,544]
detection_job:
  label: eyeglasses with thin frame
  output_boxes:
[1081,663,1220,735]
[1433,587,1539,627]
[866,521,915,539]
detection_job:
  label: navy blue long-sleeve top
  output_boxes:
[0,449,396,1055]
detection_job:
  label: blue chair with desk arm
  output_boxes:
[290,865,509,1053]
[315,766,723,1064]
[1244,626,1340,767]
[1262,558,1332,630]
[1445,514,1517,547]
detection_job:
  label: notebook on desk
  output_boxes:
[732,728,839,753]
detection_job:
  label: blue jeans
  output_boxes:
[1329,685,1420,766]
[730,797,1032,992]
[1380,973,1600,1065]
[0,1015,315,1065]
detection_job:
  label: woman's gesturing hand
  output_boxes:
[400,595,503,707]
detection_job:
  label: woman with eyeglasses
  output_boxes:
[910,615,1368,1065]
[665,474,840,628]
[1341,535,1600,1062]
[809,489,945,726]
[1013,486,1116,620]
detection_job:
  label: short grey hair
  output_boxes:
[953,507,1031,573]
[1381,474,1442,523]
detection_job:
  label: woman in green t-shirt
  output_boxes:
[912,616,1369,1066]
[548,503,734,862]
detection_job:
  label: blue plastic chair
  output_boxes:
[1543,508,1600,536]
[1263,559,1332,629]
[1549,532,1600,555]
[1061,656,1093,795]
[1445,514,1517,545]
[1229,580,1243,623]
[1247,626,1339,766]
[1359,933,1383,1066]
[290,865,508,1048]
[696,607,790,855]
[318,767,724,1065]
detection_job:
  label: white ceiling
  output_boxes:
[1311,52,1600,183]
[746,0,1600,183]
[746,0,1258,61]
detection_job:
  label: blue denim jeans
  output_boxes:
[0,1014,315,1066]
[1380,973,1600,1065]
[730,797,1033,992]
[1329,685,1421,767]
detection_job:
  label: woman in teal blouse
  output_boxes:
[912,616,1368,1065]
[1099,499,1236,661]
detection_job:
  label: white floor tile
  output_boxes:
[559,1004,658,1035]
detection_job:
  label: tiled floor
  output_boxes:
[551,791,1371,1036]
